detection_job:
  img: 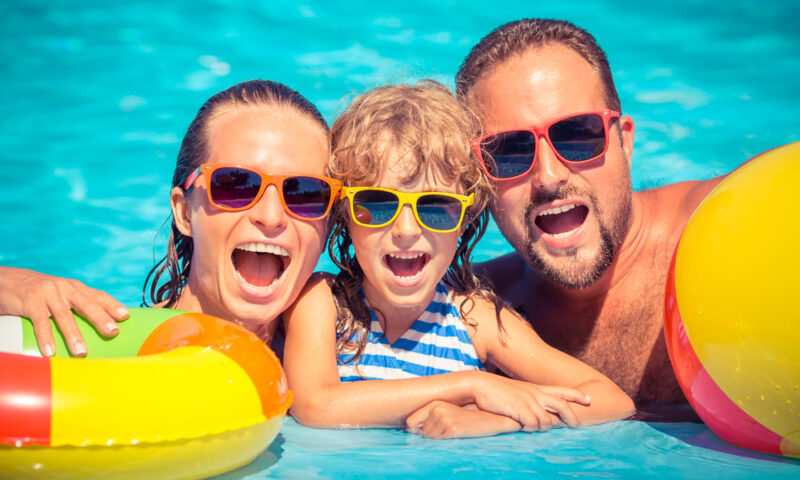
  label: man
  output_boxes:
[456,19,725,408]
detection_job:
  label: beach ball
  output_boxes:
[665,141,800,458]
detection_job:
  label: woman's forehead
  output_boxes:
[207,106,329,174]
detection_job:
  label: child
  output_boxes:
[283,80,634,439]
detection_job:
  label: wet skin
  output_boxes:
[171,106,329,342]
[351,153,464,343]
[470,43,725,408]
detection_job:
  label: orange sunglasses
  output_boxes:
[184,164,342,220]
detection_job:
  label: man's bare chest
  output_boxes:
[523,279,680,402]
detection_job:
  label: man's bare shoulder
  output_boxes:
[632,177,725,247]
[637,177,725,220]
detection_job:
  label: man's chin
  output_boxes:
[527,253,602,289]
[526,236,616,289]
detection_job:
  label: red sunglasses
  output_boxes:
[183,164,341,220]
[470,110,620,181]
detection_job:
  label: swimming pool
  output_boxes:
[2,1,799,478]
[210,418,798,479]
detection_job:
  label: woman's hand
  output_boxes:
[406,401,521,439]
[0,267,128,356]
[468,373,591,432]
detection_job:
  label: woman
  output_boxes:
[0,79,336,356]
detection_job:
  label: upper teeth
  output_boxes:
[388,252,425,260]
[539,204,577,216]
[237,242,289,256]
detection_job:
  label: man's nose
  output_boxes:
[529,136,570,191]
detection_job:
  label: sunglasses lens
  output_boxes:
[209,167,262,209]
[549,113,606,162]
[282,176,332,219]
[479,130,537,179]
[351,190,400,226]
[417,195,464,231]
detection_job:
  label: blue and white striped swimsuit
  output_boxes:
[337,281,485,382]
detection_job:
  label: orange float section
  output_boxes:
[0,309,292,480]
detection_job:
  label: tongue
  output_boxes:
[233,250,283,287]
[535,205,589,234]
[386,255,425,277]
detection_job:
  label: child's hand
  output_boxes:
[470,374,591,432]
[406,401,521,439]
[0,267,128,356]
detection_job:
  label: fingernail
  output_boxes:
[585,395,591,403]
[73,341,87,356]
[43,344,54,357]
[116,307,129,319]
[107,322,119,333]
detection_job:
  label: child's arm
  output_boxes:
[406,401,522,439]
[283,274,587,430]
[466,296,635,426]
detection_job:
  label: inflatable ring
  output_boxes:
[665,141,800,458]
[0,308,292,479]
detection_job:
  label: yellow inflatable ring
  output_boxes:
[0,308,292,479]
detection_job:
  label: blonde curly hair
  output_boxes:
[327,79,507,366]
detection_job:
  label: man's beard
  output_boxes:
[523,182,632,289]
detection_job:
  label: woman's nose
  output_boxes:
[250,185,289,232]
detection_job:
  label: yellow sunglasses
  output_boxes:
[340,186,474,233]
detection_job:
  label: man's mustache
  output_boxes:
[530,184,588,209]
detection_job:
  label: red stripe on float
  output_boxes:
[665,253,783,457]
[0,352,52,446]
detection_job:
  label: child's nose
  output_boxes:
[391,204,422,240]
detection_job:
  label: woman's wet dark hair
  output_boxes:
[142,80,329,307]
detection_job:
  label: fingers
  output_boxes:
[542,397,579,428]
[415,404,456,439]
[45,297,88,356]
[405,402,436,431]
[406,401,455,439]
[30,308,56,357]
[539,385,592,405]
[517,400,553,432]
[6,270,128,357]
[482,380,583,432]
[410,403,525,440]
[66,282,128,337]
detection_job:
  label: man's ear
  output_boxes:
[618,115,635,167]
[171,186,192,236]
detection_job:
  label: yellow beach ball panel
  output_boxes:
[675,141,800,442]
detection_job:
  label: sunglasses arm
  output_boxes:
[183,167,203,191]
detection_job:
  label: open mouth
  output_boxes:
[535,203,589,237]
[232,242,289,287]
[384,252,429,279]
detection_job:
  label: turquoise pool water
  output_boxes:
[2,1,799,478]
[210,418,798,479]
